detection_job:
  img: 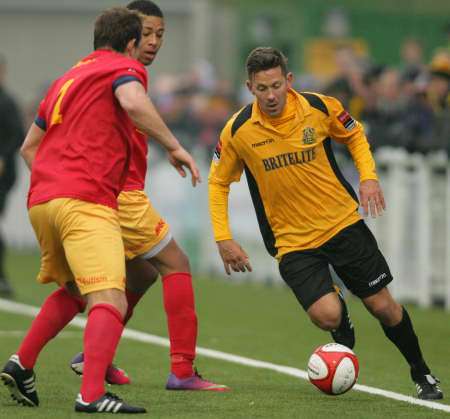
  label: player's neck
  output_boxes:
[263,91,299,134]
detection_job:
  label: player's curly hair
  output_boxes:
[94,7,142,52]
[246,47,288,79]
[127,0,164,18]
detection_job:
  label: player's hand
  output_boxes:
[217,239,252,275]
[167,146,201,187]
[359,179,386,218]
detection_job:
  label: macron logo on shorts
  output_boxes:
[368,272,387,287]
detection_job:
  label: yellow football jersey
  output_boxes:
[208,89,378,259]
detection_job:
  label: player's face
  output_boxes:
[247,67,293,117]
[138,15,165,66]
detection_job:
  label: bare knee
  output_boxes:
[150,239,191,276]
[85,288,128,320]
[307,293,342,331]
[363,288,402,326]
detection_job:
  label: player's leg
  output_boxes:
[60,199,146,413]
[279,250,355,349]
[124,257,159,323]
[117,190,166,328]
[70,258,159,385]
[147,239,195,376]
[117,190,227,391]
[147,239,228,391]
[362,287,443,400]
[70,191,161,385]
[16,201,88,373]
[0,201,88,407]
[330,220,442,400]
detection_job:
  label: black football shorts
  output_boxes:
[278,220,393,310]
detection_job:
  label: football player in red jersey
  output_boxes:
[1,7,200,414]
[69,0,229,392]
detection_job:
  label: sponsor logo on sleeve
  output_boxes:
[337,110,357,131]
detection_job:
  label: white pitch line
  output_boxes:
[0,298,449,414]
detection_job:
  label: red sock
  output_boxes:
[123,289,144,325]
[162,272,197,378]
[81,304,124,402]
[17,287,85,369]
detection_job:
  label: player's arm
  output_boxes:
[325,95,386,218]
[208,123,252,275]
[114,80,200,186]
[20,122,45,170]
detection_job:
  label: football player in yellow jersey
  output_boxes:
[208,47,442,400]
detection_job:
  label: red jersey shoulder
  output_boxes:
[69,50,147,87]
[102,53,148,88]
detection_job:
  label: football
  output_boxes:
[307,343,359,395]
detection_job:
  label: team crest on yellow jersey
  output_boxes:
[302,127,316,145]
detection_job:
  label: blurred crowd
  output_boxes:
[13,34,450,166]
[146,37,450,161]
[319,39,450,155]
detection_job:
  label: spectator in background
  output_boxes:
[360,67,406,150]
[426,52,450,154]
[324,46,366,113]
[397,68,434,154]
[400,38,426,78]
[0,54,24,297]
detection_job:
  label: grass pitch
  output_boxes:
[0,251,449,418]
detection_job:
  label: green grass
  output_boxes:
[0,251,449,418]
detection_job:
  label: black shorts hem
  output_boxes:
[349,274,393,299]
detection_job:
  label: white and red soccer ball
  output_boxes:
[307,343,359,395]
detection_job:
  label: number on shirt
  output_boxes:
[50,78,75,127]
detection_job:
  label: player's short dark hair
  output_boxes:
[127,0,164,17]
[246,47,288,79]
[94,7,142,52]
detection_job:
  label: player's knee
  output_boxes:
[309,310,341,331]
[307,293,342,331]
[86,288,128,320]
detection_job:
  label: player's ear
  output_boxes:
[286,72,294,88]
[125,38,138,56]
[246,79,252,93]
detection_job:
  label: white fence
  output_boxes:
[2,147,449,310]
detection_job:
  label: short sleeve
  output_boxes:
[34,98,47,131]
[112,63,148,92]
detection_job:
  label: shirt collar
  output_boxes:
[249,88,312,126]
